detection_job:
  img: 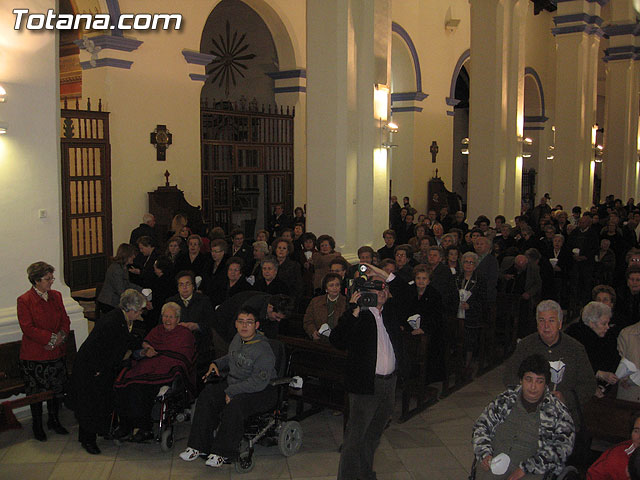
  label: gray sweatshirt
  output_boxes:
[215,332,276,398]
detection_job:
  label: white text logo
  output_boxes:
[13,9,182,30]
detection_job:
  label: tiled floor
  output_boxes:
[0,367,507,480]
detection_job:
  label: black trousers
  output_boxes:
[338,375,397,480]
[187,380,276,458]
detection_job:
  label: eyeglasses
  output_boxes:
[236,320,255,326]
[41,276,55,282]
[178,282,193,288]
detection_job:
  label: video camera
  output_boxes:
[351,264,385,308]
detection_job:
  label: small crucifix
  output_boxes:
[164,170,171,187]
[150,124,172,161]
[430,141,439,163]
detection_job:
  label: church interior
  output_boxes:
[1,0,639,477]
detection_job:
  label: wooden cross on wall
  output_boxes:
[150,124,172,161]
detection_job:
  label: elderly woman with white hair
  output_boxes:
[457,251,487,376]
[566,301,620,394]
[249,240,270,282]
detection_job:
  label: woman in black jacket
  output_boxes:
[70,289,146,454]
[457,252,487,374]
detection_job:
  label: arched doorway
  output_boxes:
[522,67,549,209]
[450,51,470,209]
[199,0,295,238]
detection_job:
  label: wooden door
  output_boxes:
[60,101,112,290]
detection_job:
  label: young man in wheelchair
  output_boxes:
[179,306,277,468]
[472,354,575,479]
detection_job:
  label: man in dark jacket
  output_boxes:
[229,229,254,276]
[166,271,216,387]
[129,213,157,247]
[389,196,402,232]
[330,263,410,480]
[567,214,599,309]
[426,246,459,316]
[267,204,292,239]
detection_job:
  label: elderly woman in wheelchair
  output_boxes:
[472,354,575,480]
[112,301,196,443]
[179,305,299,470]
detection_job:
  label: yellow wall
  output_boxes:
[392,0,470,214]
[81,0,306,246]
[80,0,563,245]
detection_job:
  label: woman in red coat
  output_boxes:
[17,261,71,441]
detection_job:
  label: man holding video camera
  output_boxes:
[330,263,410,480]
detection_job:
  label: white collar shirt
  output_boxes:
[369,305,396,375]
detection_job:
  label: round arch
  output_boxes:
[391,22,422,92]
[240,0,299,70]
[524,66,547,120]
[105,0,299,69]
[447,49,470,110]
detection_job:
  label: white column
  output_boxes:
[306,0,391,259]
[551,0,603,210]
[602,0,640,200]
[467,0,528,223]
[0,2,86,347]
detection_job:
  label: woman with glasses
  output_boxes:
[17,262,70,442]
[457,252,487,377]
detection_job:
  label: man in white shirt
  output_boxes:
[330,263,410,480]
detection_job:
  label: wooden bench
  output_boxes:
[0,331,77,431]
[279,335,348,422]
[399,331,438,422]
[280,331,438,424]
[583,391,640,444]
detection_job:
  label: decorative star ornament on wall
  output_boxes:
[207,20,256,97]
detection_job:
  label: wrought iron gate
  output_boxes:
[60,98,113,290]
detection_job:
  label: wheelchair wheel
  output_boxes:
[235,451,255,473]
[277,420,303,457]
[160,427,174,452]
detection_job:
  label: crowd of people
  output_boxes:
[15,194,640,478]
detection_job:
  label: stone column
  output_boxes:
[306,0,392,259]
[0,1,87,347]
[467,0,529,224]
[551,0,605,210]
[603,0,640,200]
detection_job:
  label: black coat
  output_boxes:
[202,254,229,297]
[70,309,140,433]
[614,286,640,331]
[213,291,278,343]
[565,320,619,376]
[430,263,460,316]
[408,284,443,333]
[207,277,253,309]
[230,245,254,276]
[254,277,289,296]
[377,244,396,261]
[129,223,157,247]
[330,276,411,394]
[276,258,302,299]
[174,252,210,279]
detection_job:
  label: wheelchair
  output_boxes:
[112,373,195,451]
[468,457,580,480]
[232,338,303,474]
[151,374,195,452]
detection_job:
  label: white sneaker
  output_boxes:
[205,453,227,468]
[179,447,201,462]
